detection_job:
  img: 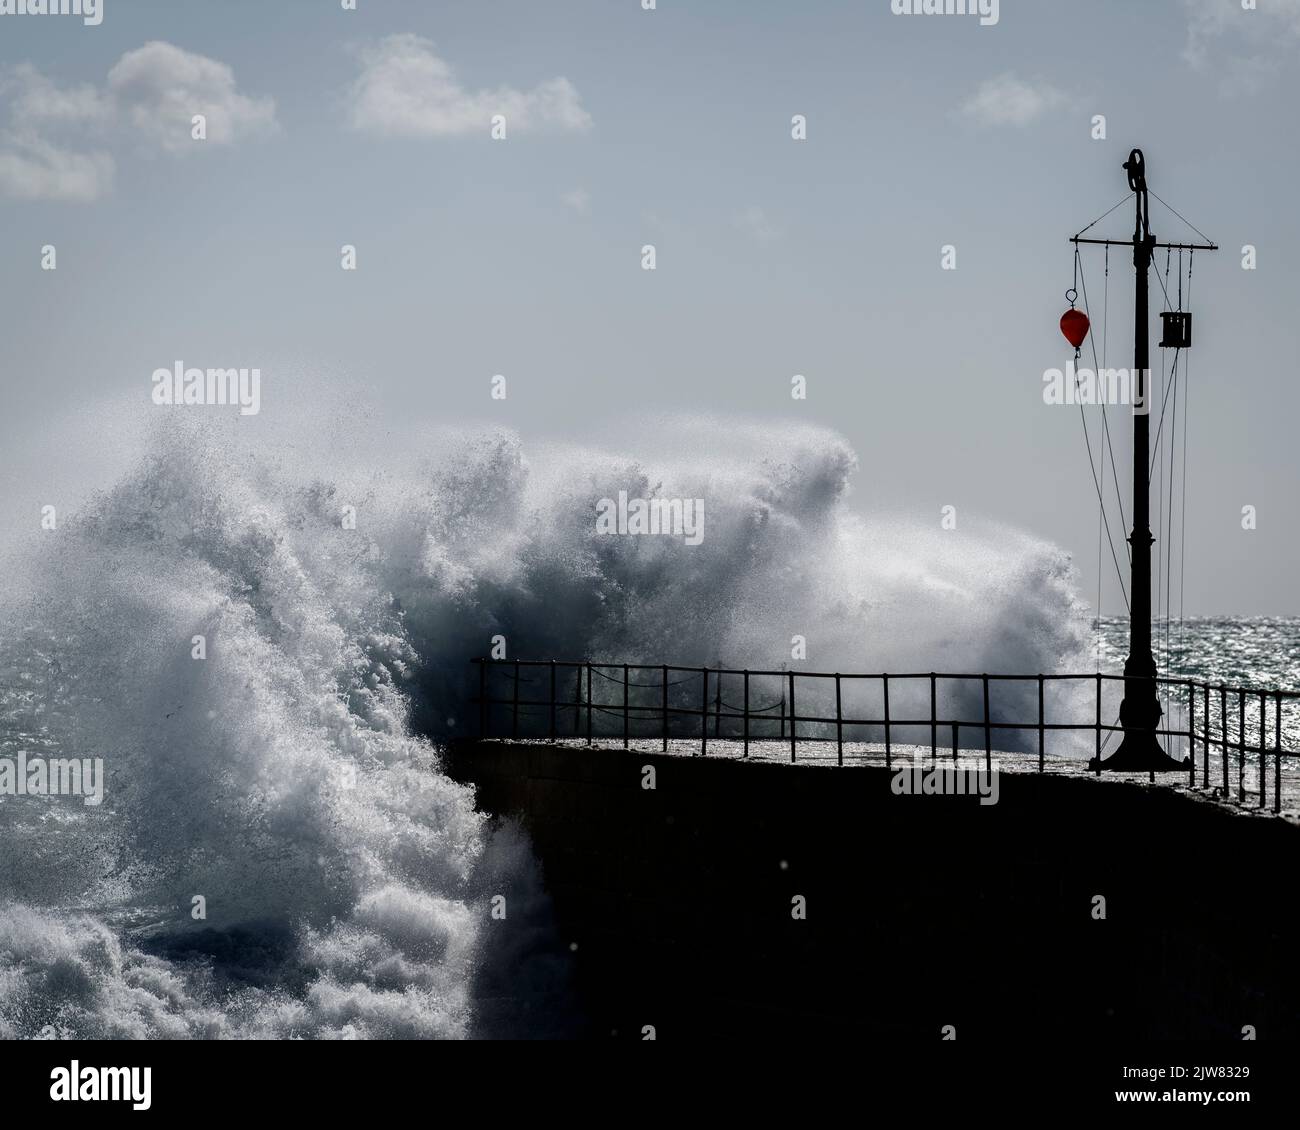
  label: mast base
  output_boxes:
[1088,732,1188,773]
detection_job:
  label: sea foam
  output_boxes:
[0,409,1089,1038]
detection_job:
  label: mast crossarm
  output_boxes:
[1069,237,1218,251]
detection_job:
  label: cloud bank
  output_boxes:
[107,41,277,154]
[1182,0,1300,95]
[0,41,276,201]
[961,73,1066,128]
[348,34,592,138]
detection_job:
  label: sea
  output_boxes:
[1093,615,1300,695]
[0,416,1294,1038]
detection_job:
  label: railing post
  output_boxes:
[573,665,582,739]
[883,675,891,770]
[512,659,520,740]
[1037,675,1045,773]
[982,675,991,776]
[1202,683,1209,787]
[549,660,556,740]
[1238,691,1246,802]
[478,659,488,738]
[952,722,959,764]
[1220,687,1228,795]
[701,668,708,756]
[623,663,630,750]
[714,665,722,739]
[1274,692,1283,816]
[662,664,668,753]
[835,674,843,767]
[1259,691,1267,809]
[1149,672,1158,784]
[789,671,797,763]
[1095,674,1102,776]
[1187,681,1195,787]
[586,664,593,745]
[742,670,750,758]
[930,673,937,762]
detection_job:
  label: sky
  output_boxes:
[1,0,1297,615]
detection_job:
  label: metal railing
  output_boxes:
[471,659,1300,815]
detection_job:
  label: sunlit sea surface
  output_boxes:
[1094,616,1299,806]
[1092,616,1300,693]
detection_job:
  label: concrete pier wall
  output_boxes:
[446,740,1299,1040]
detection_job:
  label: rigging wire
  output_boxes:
[1149,256,1184,479]
[1158,249,1170,684]
[1136,245,1172,723]
[1097,244,1109,662]
[1152,256,1167,687]
[1149,188,1215,247]
[1180,253,1193,651]
[1167,354,1179,681]
[1074,250,1130,612]
[1079,251,1130,562]
[1097,498,1104,664]
[1157,231,1200,692]
[1078,252,1131,562]
[1147,247,1195,732]
[1168,249,1184,682]
[1073,192,1136,240]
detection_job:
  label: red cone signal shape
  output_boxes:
[1060,308,1090,350]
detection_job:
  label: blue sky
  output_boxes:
[1,0,1297,614]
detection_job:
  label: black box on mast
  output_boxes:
[1160,311,1192,349]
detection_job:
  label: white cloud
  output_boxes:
[961,73,1066,128]
[107,41,277,153]
[0,43,275,201]
[561,188,590,213]
[348,34,592,137]
[733,205,780,244]
[1182,0,1300,93]
[0,131,113,202]
[3,63,110,125]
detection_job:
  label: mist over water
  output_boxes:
[0,408,1092,1038]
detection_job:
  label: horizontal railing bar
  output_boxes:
[473,659,1300,701]
[473,702,1296,758]
[482,733,1291,756]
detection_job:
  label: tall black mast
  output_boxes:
[1072,149,1217,772]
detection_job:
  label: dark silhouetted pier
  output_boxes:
[473,658,1299,814]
